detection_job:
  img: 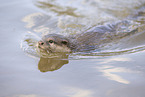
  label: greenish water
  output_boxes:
[0,0,145,97]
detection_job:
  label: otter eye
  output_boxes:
[61,41,67,45]
[46,40,54,44]
[49,40,54,43]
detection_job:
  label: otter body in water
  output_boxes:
[38,20,135,53]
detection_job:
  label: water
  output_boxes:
[0,0,145,97]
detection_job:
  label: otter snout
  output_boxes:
[38,41,46,49]
[38,41,44,45]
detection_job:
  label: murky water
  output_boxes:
[1,0,145,97]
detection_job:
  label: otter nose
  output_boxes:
[38,41,44,45]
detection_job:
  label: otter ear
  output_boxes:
[61,40,68,45]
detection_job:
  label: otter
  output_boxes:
[38,20,134,53]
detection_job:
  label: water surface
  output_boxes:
[0,0,145,97]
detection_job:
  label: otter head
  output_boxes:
[38,34,73,53]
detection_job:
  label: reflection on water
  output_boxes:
[97,57,139,84]
[34,0,145,19]
[36,1,83,17]
[98,65,131,84]
[22,13,52,34]
[38,55,69,72]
